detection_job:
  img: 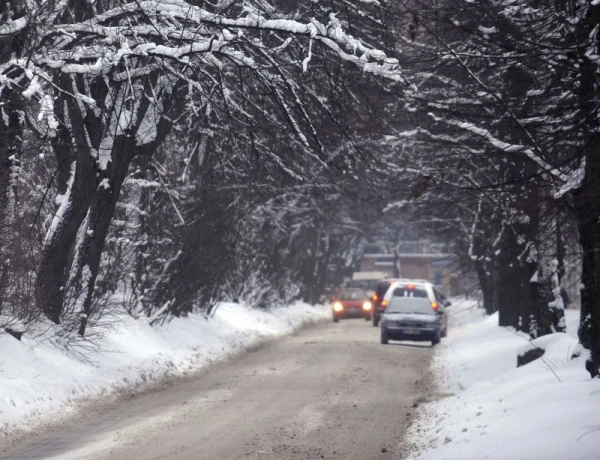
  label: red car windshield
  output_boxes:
[337,290,367,300]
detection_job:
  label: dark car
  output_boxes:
[371,279,400,327]
[380,297,446,346]
[331,288,372,322]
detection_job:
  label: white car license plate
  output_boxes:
[404,329,421,335]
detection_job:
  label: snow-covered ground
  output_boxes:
[406,298,600,460]
[0,302,330,438]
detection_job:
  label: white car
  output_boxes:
[380,297,445,346]
[380,280,449,337]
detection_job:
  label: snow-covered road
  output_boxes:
[1,319,434,460]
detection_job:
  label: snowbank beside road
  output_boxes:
[0,302,330,438]
[406,299,600,460]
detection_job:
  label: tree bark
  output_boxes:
[35,76,96,324]
[0,0,27,313]
[0,82,23,312]
[497,230,534,333]
[74,75,179,335]
[573,150,600,377]
[572,1,600,378]
[475,260,497,315]
[530,193,565,338]
[75,137,134,336]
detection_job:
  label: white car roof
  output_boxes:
[383,280,436,302]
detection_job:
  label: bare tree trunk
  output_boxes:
[35,75,97,323]
[35,160,95,323]
[530,192,565,337]
[73,75,179,336]
[475,261,496,315]
[0,0,27,313]
[470,199,501,316]
[576,208,600,377]
[572,1,600,378]
[573,138,600,377]
[0,85,23,313]
[75,138,134,336]
[497,230,534,332]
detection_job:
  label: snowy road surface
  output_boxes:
[1,319,433,460]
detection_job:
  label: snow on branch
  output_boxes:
[555,160,586,198]
[427,112,570,183]
[0,16,28,36]
[33,1,405,84]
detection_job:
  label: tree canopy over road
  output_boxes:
[1,0,599,377]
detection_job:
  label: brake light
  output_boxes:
[381,300,388,309]
[431,302,439,310]
[373,294,378,301]
[407,284,415,290]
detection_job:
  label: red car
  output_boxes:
[331,288,372,322]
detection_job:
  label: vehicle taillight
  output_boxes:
[407,284,415,290]
[431,302,439,310]
[373,294,379,301]
[381,300,388,309]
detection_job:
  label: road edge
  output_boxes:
[0,304,332,452]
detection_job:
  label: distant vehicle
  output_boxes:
[380,279,450,318]
[380,297,446,346]
[348,271,389,297]
[371,278,451,327]
[331,288,372,323]
[371,278,400,327]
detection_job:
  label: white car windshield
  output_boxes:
[392,287,428,298]
[387,298,434,315]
